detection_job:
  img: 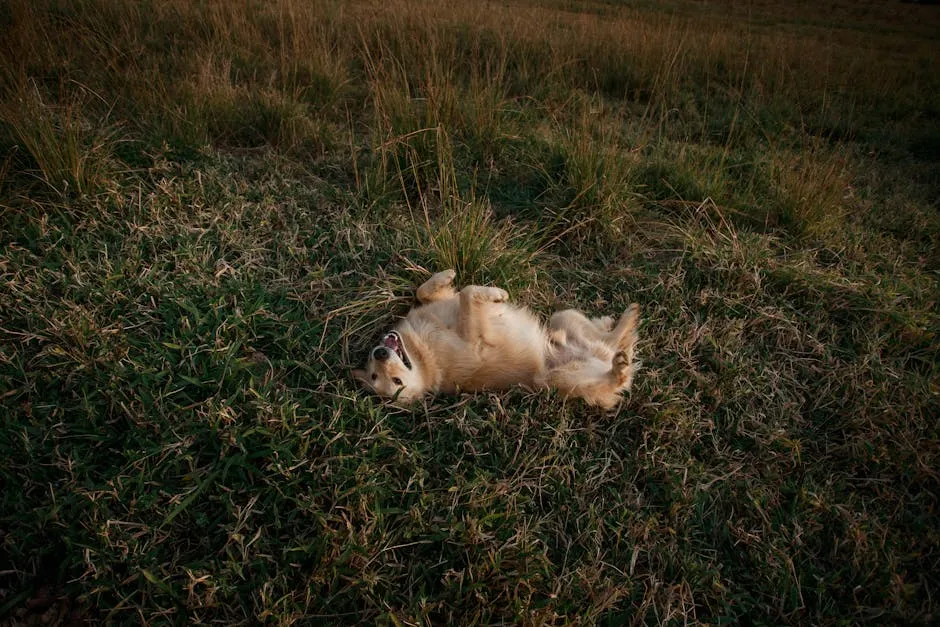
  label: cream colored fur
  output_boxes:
[353,270,640,409]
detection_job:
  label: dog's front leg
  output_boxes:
[456,285,508,345]
[416,269,457,304]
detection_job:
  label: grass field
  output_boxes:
[1,0,938,623]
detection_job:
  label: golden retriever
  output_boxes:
[353,269,640,408]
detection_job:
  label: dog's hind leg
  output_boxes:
[550,309,605,345]
[551,306,637,348]
[592,315,615,332]
[549,355,638,409]
[548,360,625,409]
[549,304,640,409]
[416,269,458,304]
[608,304,639,388]
[605,304,640,352]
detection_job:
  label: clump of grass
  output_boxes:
[537,101,639,245]
[634,140,740,206]
[421,195,532,288]
[364,54,431,199]
[413,129,536,288]
[768,139,852,237]
[632,138,851,237]
[184,54,330,153]
[270,2,351,112]
[0,81,115,197]
[362,25,517,200]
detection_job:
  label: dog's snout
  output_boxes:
[373,346,390,360]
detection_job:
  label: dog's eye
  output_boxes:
[371,373,377,381]
[392,377,403,386]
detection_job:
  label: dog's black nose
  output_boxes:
[373,346,390,360]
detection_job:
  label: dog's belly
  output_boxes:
[548,336,615,369]
[413,298,460,328]
[468,307,549,390]
[410,300,551,392]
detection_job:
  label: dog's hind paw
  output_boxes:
[593,315,615,331]
[611,349,634,386]
[612,349,630,372]
[616,304,640,351]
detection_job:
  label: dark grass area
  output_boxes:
[1,0,938,623]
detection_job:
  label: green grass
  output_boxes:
[1,0,938,623]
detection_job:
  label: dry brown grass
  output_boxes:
[1,0,937,623]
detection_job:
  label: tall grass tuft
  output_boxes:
[363,21,517,201]
[183,55,329,153]
[538,100,638,244]
[768,139,852,237]
[271,0,351,112]
[410,127,535,287]
[0,82,114,197]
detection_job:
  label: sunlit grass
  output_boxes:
[0,0,937,623]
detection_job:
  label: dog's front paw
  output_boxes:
[463,285,510,303]
[435,269,457,284]
[417,269,460,304]
[488,287,509,303]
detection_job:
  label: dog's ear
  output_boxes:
[351,369,371,388]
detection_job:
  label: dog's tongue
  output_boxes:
[382,335,399,351]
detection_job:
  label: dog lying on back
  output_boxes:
[353,270,639,409]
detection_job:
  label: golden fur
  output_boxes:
[353,270,640,409]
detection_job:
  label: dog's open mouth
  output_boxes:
[382,331,411,369]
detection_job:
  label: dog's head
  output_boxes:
[353,330,425,401]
